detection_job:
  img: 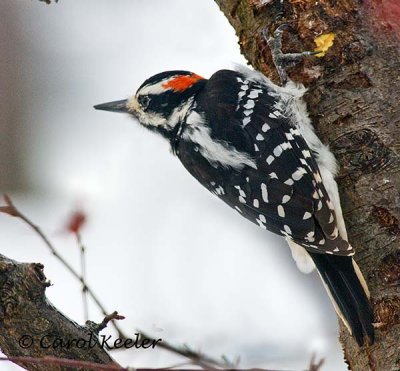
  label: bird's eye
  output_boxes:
[138,95,150,111]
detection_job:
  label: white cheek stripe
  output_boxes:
[129,96,193,130]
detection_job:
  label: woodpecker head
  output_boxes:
[94,70,206,140]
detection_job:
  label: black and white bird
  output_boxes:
[95,27,374,346]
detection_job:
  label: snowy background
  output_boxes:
[0,1,346,370]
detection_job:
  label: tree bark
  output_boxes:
[215,1,400,370]
[0,253,119,370]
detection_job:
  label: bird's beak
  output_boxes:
[94,99,129,113]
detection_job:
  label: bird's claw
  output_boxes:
[263,24,317,85]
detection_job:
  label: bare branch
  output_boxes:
[88,311,126,334]
[308,354,324,371]
[138,330,234,369]
[37,0,58,4]
[0,254,119,371]
[0,195,127,339]
[0,195,236,369]
[76,232,89,322]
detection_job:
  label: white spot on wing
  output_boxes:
[278,205,285,217]
[215,186,225,195]
[235,186,246,197]
[248,89,262,99]
[314,172,322,183]
[243,117,251,126]
[285,132,294,141]
[284,225,292,234]
[262,123,270,132]
[256,134,264,141]
[256,214,267,229]
[273,145,283,157]
[244,100,255,109]
[261,183,269,203]
[305,231,315,242]
[238,91,246,100]
[292,167,307,181]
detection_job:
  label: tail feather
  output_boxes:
[310,253,374,346]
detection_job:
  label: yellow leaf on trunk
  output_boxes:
[314,33,335,57]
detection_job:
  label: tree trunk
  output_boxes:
[215,0,400,370]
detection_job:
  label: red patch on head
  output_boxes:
[162,73,204,92]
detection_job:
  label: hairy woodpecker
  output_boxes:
[95,26,374,346]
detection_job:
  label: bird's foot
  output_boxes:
[263,24,318,85]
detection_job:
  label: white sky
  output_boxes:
[0,1,346,370]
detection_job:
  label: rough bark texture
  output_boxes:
[215,0,400,370]
[0,254,119,370]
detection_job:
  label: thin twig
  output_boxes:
[0,195,232,369]
[308,354,325,371]
[0,195,128,339]
[89,311,126,334]
[76,232,89,322]
[138,330,233,369]
[1,196,320,371]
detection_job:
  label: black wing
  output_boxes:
[188,69,352,256]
